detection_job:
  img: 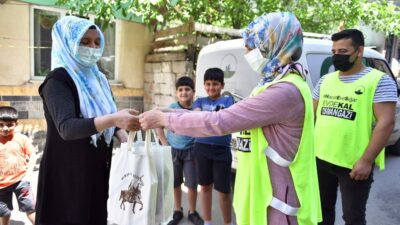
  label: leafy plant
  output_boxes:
[56,0,400,36]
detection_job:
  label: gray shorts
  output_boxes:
[0,181,36,216]
[172,147,198,189]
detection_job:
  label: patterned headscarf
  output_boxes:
[51,16,117,146]
[242,12,304,84]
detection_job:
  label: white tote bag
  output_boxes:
[108,131,158,225]
[150,130,174,224]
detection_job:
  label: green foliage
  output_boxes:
[255,0,364,34]
[56,0,400,36]
[361,0,400,36]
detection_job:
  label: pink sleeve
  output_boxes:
[165,82,304,137]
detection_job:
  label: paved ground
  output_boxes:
[9,153,400,225]
[334,153,400,225]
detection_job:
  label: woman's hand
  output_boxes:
[139,109,166,130]
[112,109,141,131]
[95,109,140,132]
[115,129,128,143]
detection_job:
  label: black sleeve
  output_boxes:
[41,75,99,140]
[114,127,121,135]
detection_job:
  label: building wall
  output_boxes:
[0,1,151,111]
[144,54,194,110]
[0,1,151,152]
[116,20,152,89]
[0,1,151,89]
[0,85,144,127]
[0,1,31,85]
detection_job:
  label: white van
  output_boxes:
[195,37,400,171]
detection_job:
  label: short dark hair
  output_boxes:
[204,68,224,84]
[176,76,194,91]
[331,29,364,49]
[0,106,18,122]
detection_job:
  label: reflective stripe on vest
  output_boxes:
[265,146,292,167]
[270,197,300,216]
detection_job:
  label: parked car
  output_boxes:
[195,37,400,175]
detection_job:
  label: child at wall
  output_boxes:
[0,106,36,225]
[156,77,204,225]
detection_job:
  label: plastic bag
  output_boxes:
[108,131,158,225]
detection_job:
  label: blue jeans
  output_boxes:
[316,158,373,225]
[171,147,198,189]
[0,180,35,217]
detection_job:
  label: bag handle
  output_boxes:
[137,130,143,142]
[151,129,161,146]
[145,130,152,155]
[127,131,136,148]
[144,129,162,151]
[142,130,161,145]
[126,130,144,149]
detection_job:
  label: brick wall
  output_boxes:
[0,87,144,124]
[144,55,194,110]
[0,85,144,155]
[0,95,43,120]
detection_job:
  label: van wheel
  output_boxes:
[388,139,400,156]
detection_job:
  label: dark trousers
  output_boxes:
[316,158,374,225]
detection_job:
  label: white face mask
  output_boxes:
[244,48,269,74]
[76,46,103,66]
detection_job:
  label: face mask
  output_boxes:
[244,48,269,74]
[75,46,103,66]
[332,51,358,72]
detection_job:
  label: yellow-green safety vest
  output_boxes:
[233,73,322,225]
[232,125,252,224]
[315,69,385,170]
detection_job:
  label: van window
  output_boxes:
[306,53,335,86]
[363,58,393,76]
[307,54,395,87]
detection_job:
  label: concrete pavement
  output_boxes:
[9,154,400,225]
[334,153,400,225]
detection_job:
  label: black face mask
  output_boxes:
[332,51,358,72]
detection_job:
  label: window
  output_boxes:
[306,53,335,86]
[32,8,60,77]
[96,22,116,80]
[306,53,395,86]
[363,58,393,76]
[31,7,116,81]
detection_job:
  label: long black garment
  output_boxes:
[36,68,113,225]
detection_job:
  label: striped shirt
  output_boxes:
[312,67,398,103]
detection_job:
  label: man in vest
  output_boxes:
[313,29,398,225]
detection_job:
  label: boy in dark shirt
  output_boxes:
[193,68,234,225]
